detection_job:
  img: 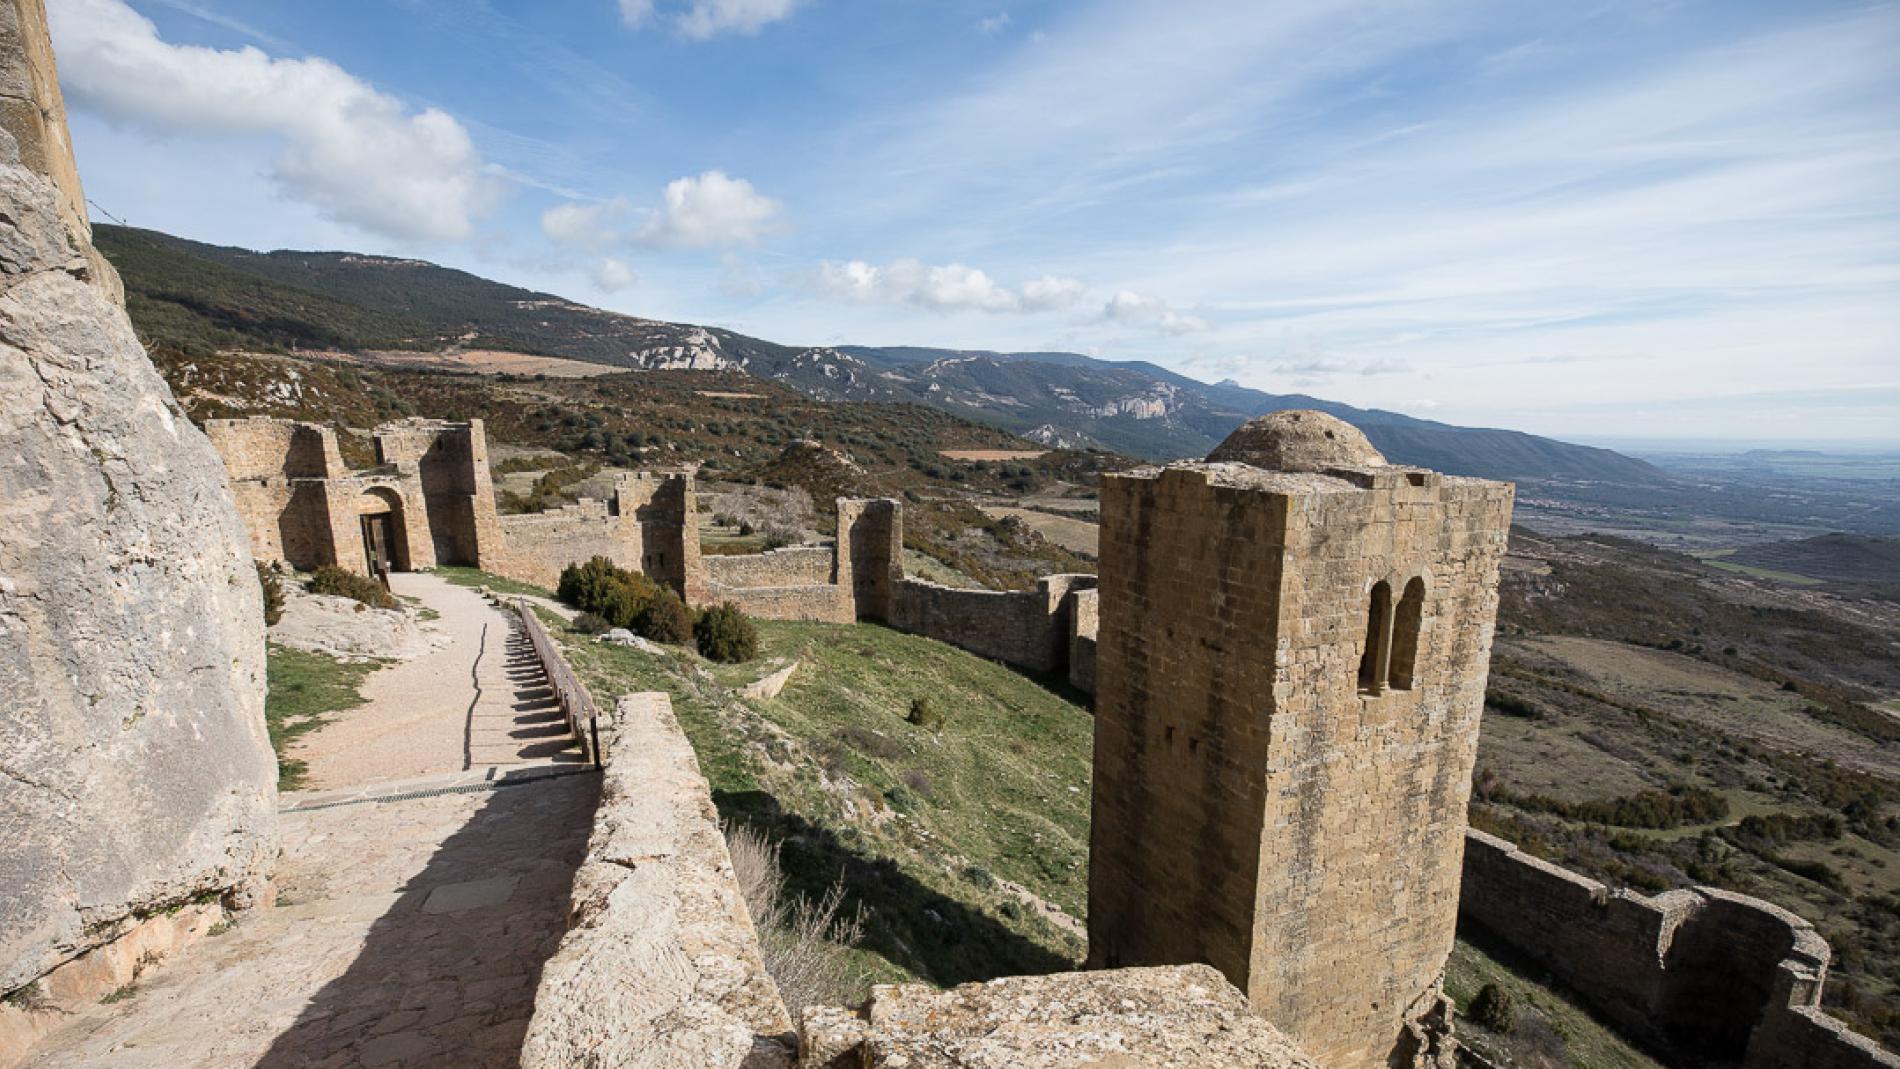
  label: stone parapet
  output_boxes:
[520,692,793,1069]
[1460,829,1897,1068]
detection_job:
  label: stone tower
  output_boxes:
[1086,410,1513,1068]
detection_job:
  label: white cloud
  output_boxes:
[617,0,655,27]
[622,0,803,39]
[591,257,637,291]
[541,171,780,254]
[978,12,1011,35]
[540,197,633,250]
[816,259,1086,314]
[640,170,781,247]
[1103,290,1209,334]
[49,0,500,242]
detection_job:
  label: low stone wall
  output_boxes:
[521,692,794,1069]
[889,574,1095,675]
[1459,829,1897,1068]
[497,500,640,592]
[707,580,856,624]
[705,545,836,588]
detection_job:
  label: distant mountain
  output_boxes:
[97,224,1662,483]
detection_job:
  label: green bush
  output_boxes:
[1469,983,1516,1033]
[307,565,396,609]
[908,696,945,731]
[695,601,758,663]
[571,612,611,635]
[636,591,696,645]
[256,562,284,626]
[557,556,662,630]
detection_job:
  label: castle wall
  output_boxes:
[1087,462,1511,1069]
[1459,830,1898,1068]
[374,420,504,569]
[704,546,836,587]
[498,498,642,593]
[1069,587,1099,693]
[889,574,1094,675]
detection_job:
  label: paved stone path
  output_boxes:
[295,574,586,787]
[22,573,599,1069]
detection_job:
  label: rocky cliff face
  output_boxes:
[0,116,278,993]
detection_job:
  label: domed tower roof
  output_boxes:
[1205,409,1385,472]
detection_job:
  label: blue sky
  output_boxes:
[47,0,1900,442]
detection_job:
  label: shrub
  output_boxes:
[636,591,695,645]
[1469,983,1516,1033]
[571,612,611,635]
[307,565,396,609]
[557,556,662,630]
[695,601,758,663]
[908,696,944,731]
[256,562,284,626]
[725,823,866,1010]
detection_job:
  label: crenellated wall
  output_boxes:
[1460,829,1899,1069]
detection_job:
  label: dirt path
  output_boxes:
[20,573,601,1069]
[23,773,598,1069]
[293,573,584,788]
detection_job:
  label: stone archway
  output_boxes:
[356,487,411,573]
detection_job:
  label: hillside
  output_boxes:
[96,224,1658,482]
[1719,533,1900,584]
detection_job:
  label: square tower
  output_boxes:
[1086,411,1513,1068]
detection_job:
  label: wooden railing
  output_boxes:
[511,600,607,768]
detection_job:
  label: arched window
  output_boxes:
[1389,577,1425,690]
[1357,580,1392,695]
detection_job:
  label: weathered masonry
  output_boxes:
[209,416,1100,679]
[1086,411,1513,1069]
[1462,830,1899,1069]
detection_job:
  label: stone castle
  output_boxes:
[3,5,1895,1067]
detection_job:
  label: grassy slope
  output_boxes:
[540,597,1664,1061]
[263,644,380,790]
[556,613,1091,994]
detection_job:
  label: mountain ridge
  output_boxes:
[96,223,1661,483]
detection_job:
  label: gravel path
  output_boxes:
[292,573,585,789]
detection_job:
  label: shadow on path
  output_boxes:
[253,774,599,1069]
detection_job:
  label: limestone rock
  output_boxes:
[799,964,1323,1068]
[1205,408,1386,472]
[0,155,277,994]
[270,584,451,662]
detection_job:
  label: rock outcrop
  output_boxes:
[798,964,1324,1068]
[0,10,277,1003]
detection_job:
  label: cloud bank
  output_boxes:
[49,0,499,242]
[817,259,1086,314]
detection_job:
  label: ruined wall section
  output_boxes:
[0,8,276,1046]
[890,573,1095,675]
[374,419,504,569]
[704,545,835,588]
[204,418,348,567]
[521,693,793,1069]
[1461,830,1898,1068]
[498,496,642,593]
[1068,587,1099,693]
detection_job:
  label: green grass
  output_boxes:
[557,614,1092,994]
[1447,938,1666,1069]
[264,643,381,790]
[430,565,552,599]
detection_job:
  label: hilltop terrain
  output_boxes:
[97,224,1656,483]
